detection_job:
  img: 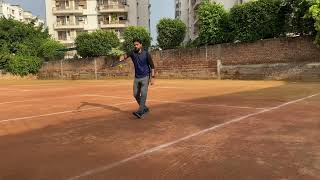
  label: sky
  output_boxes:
[3,0,174,45]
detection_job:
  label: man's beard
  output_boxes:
[134,48,140,53]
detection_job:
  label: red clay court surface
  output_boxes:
[0,80,319,180]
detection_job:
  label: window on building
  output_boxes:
[56,0,70,9]
[118,14,127,21]
[75,0,87,9]
[58,31,69,40]
[76,16,87,24]
[121,0,127,5]
[57,16,70,25]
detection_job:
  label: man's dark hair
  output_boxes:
[133,39,142,44]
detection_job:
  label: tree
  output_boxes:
[280,0,315,35]
[0,17,49,56]
[309,0,320,45]
[197,0,231,45]
[229,0,283,42]
[122,26,151,53]
[0,53,12,70]
[157,18,186,49]
[40,39,66,61]
[75,30,120,57]
[6,55,42,76]
[0,18,49,75]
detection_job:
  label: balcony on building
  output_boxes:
[53,0,87,15]
[59,39,74,45]
[97,1,128,13]
[98,14,128,28]
[57,31,75,45]
[54,21,85,30]
[99,19,127,28]
[52,6,84,15]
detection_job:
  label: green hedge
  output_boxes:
[229,0,283,42]
[75,30,120,57]
[280,0,315,35]
[0,18,59,76]
[0,53,12,70]
[7,55,42,76]
[0,17,49,56]
[157,18,186,49]
[40,39,66,61]
[122,26,151,53]
[310,0,320,45]
[197,1,231,45]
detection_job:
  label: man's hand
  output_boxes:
[150,78,155,86]
[119,55,125,62]
[150,69,155,85]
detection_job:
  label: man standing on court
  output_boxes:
[120,39,155,119]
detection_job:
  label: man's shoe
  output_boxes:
[144,107,150,114]
[132,111,142,119]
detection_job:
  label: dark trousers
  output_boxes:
[133,76,149,113]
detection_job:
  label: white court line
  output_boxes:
[67,93,319,180]
[37,85,128,89]
[0,84,128,93]
[0,88,32,92]
[0,94,128,105]
[0,101,136,124]
[148,100,267,110]
[10,83,80,87]
[151,87,191,90]
[0,94,90,105]
[85,94,267,110]
[11,83,129,87]
[84,94,132,100]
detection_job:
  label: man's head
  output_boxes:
[133,39,143,52]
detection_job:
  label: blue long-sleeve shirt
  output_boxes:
[129,50,155,78]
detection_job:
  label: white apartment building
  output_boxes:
[175,0,190,41]
[45,0,151,47]
[23,11,45,26]
[175,0,245,41]
[0,2,44,26]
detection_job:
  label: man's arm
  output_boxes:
[147,53,155,75]
[147,53,156,85]
[120,52,132,62]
